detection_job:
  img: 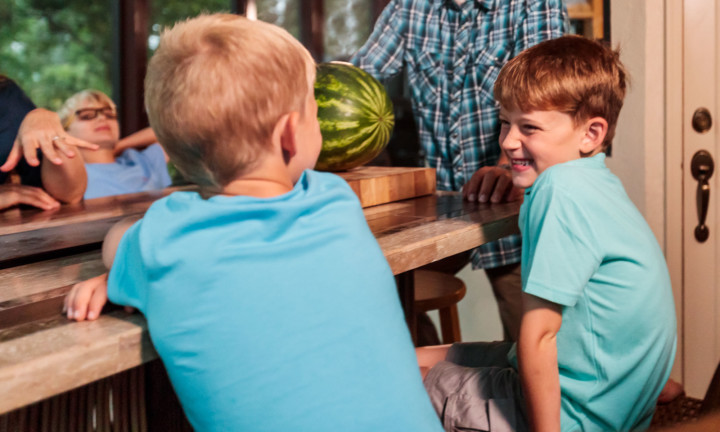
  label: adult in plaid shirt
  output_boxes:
[352,0,568,342]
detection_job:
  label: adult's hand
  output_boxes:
[0,184,60,211]
[462,165,522,203]
[0,108,98,171]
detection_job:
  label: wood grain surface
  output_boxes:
[0,188,189,266]
[0,169,436,264]
[336,166,436,208]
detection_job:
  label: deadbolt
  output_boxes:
[692,108,713,133]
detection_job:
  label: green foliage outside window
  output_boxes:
[0,0,113,110]
[1,0,375,110]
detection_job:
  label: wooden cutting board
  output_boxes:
[335,166,436,208]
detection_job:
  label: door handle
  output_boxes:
[691,150,714,242]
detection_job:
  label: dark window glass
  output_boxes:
[323,0,372,61]
[253,0,301,40]
[149,0,232,55]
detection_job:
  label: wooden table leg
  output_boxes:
[395,272,417,344]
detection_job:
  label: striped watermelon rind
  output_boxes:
[314,62,395,172]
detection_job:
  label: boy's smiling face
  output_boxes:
[499,107,600,189]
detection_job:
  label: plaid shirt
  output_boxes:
[352,0,567,269]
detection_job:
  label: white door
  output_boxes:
[682,0,720,398]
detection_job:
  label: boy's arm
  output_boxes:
[416,344,452,379]
[517,292,563,432]
[102,216,142,269]
[65,216,141,321]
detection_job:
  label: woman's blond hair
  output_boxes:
[57,89,116,130]
[144,14,315,189]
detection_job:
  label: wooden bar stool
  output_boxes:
[414,269,467,344]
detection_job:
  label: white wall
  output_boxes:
[607,0,666,246]
[609,0,682,382]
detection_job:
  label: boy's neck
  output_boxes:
[220,156,295,198]
[221,177,294,198]
[80,147,115,164]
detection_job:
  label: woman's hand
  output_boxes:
[0,108,98,171]
[0,184,60,211]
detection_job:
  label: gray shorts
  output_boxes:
[423,342,528,432]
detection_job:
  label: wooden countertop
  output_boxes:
[0,188,189,266]
[0,192,520,414]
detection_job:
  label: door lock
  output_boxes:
[692,108,713,134]
[691,150,714,242]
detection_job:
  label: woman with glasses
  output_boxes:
[0,75,90,210]
[58,89,171,199]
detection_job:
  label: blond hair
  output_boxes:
[144,13,315,189]
[58,89,116,130]
[494,35,628,151]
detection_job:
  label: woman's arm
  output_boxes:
[114,127,161,155]
[2,108,96,203]
[517,292,563,432]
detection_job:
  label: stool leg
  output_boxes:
[439,305,461,344]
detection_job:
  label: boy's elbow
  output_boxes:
[58,187,85,204]
[41,160,88,204]
[102,216,141,269]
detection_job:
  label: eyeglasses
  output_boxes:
[74,107,117,121]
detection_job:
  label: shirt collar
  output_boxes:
[435,0,496,12]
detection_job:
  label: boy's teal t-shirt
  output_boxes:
[108,170,442,432]
[509,154,677,432]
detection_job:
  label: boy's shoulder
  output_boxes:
[139,170,356,222]
[534,154,610,192]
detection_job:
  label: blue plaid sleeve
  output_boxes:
[350,0,406,81]
[473,0,568,270]
[513,0,569,56]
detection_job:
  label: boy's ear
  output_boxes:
[580,117,608,155]
[275,111,300,162]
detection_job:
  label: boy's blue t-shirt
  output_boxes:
[84,143,171,199]
[108,170,442,432]
[509,154,677,432]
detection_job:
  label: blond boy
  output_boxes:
[417,36,676,432]
[66,14,442,432]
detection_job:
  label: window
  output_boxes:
[0,1,114,110]
[323,0,372,61]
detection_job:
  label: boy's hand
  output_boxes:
[0,184,60,211]
[462,165,522,203]
[64,272,110,321]
[0,108,98,170]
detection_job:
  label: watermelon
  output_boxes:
[314,62,395,171]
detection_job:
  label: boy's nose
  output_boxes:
[500,129,521,150]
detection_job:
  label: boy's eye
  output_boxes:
[522,124,539,132]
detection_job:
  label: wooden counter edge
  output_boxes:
[0,312,157,414]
